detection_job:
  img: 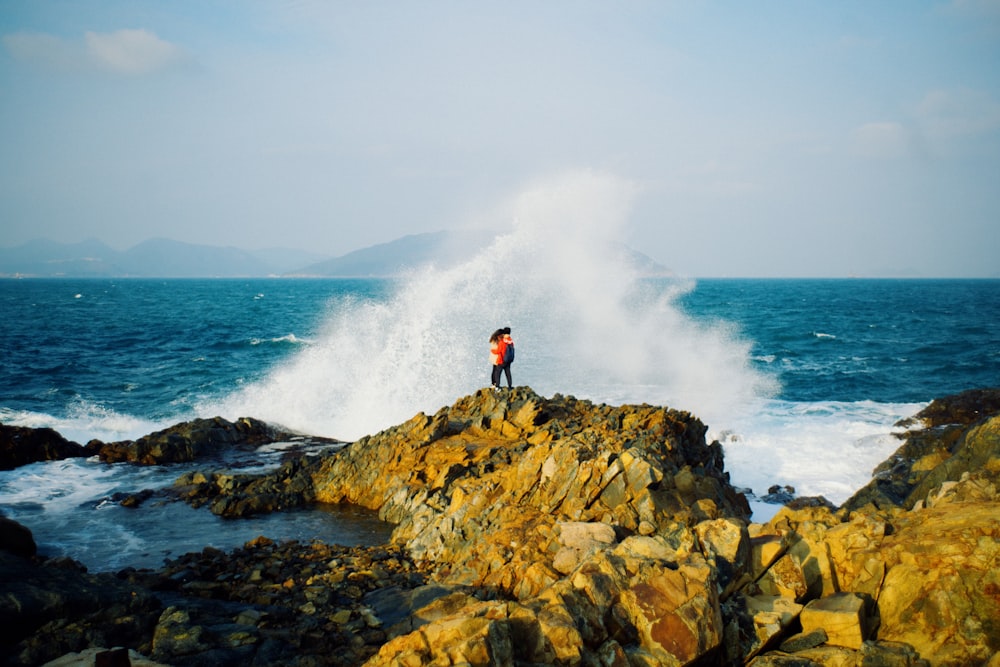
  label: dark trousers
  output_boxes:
[492,364,512,388]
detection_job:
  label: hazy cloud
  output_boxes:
[84,29,186,75]
[851,122,913,159]
[3,28,187,75]
[0,2,997,277]
[916,89,1000,147]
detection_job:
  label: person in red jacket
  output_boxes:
[489,328,506,390]
[499,327,514,389]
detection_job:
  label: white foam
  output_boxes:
[209,170,778,440]
[0,401,163,444]
[717,399,925,505]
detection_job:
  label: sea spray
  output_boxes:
[210,170,778,440]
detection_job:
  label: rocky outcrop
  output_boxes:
[0,423,89,470]
[1,530,431,667]
[745,389,1000,667]
[172,457,317,516]
[0,547,162,665]
[95,416,328,465]
[6,387,1000,666]
[307,389,747,596]
[843,387,1000,512]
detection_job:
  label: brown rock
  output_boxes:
[0,423,87,470]
[97,416,303,465]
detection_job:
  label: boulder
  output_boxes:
[798,592,872,650]
[0,423,88,470]
[96,416,305,465]
[0,515,37,558]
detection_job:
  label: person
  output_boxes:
[499,327,514,389]
[489,329,505,390]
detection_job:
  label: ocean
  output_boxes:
[1,264,998,571]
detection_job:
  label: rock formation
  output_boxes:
[0,423,89,470]
[95,416,315,465]
[2,387,999,666]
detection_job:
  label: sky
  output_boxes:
[1,1,998,277]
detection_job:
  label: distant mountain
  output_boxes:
[0,238,313,278]
[0,233,671,278]
[287,230,497,277]
[289,231,672,278]
[116,238,272,277]
[248,247,334,275]
[0,238,125,277]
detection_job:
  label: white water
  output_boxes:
[204,170,915,507]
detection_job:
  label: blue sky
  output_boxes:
[1,1,998,277]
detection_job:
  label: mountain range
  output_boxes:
[0,233,670,278]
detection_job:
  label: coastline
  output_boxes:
[2,387,999,665]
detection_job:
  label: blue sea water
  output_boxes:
[1,274,997,571]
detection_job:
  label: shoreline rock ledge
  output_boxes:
[3,387,1000,666]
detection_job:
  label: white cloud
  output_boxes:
[3,29,186,75]
[84,29,186,75]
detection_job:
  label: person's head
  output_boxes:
[489,329,504,342]
[502,327,511,335]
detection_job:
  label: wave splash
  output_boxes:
[210,170,778,440]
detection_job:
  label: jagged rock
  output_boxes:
[305,388,748,595]
[0,423,89,470]
[844,390,1000,512]
[552,520,618,574]
[695,517,751,596]
[7,386,1000,667]
[874,500,1000,665]
[0,551,161,665]
[96,416,304,465]
[899,387,1000,429]
[723,594,804,662]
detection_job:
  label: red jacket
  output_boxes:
[492,339,507,365]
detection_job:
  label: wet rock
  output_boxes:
[0,550,162,665]
[845,389,1000,513]
[95,416,303,465]
[173,457,317,517]
[900,387,1000,429]
[0,516,36,558]
[761,484,796,504]
[0,423,88,470]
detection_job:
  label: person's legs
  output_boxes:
[502,364,512,388]
[491,364,502,388]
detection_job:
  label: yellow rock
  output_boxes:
[799,592,870,650]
